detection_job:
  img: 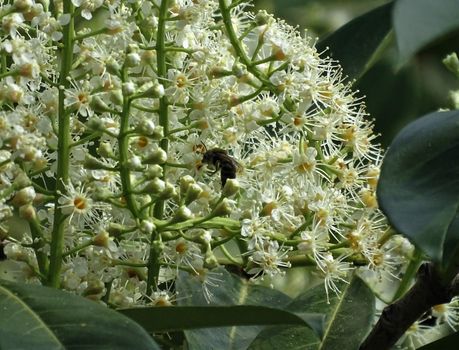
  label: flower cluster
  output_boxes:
[0,0,417,315]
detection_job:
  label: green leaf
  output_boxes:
[174,268,324,350]
[377,110,459,265]
[394,0,459,61]
[248,274,374,350]
[319,275,374,349]
[316,2,393,80]
[417,330,459,349]
[120,305,323,332]
[248,326,319,350]
[0,279,159,350]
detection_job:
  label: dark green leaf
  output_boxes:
[316,2,393,80]
[247,274,374,350]
[248,326,319,350]
[394,0,459,61]
[174,268,324,350]
[417,330,459,349]
[319,275,374,349]
[0,279,159,350]
[377,110,459,265]
[120,305,323,332]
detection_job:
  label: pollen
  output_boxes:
[175,241,187,254]
[73,196,88,210]
[136,136,149,148]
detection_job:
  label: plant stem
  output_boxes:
[146,0,169,295]
[47,1,75,288]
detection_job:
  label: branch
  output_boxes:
[360,263,459,350]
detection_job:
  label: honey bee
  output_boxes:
[199,146,240,187]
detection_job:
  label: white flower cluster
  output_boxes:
[0,0,410,306]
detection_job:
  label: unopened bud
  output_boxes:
[90,95,112,113]
[13,172,31,188]
[143,148,167,165]
[180,175,195,195]
[98,142,114,158]
[12,186,36,206]
[139,219,156,234]
[137,119,156,135]
[222,178,240,197]
[127,155,144,170]
[145,177,166,194]
[126,52,141,67]
[145,164,163,179]
[185,183,203,205]
[122,81,136,96]
[84,154,107,170]
[93,231,110,247]
[212,198,233,216]
[443,53,459,78]
[160,182,177,199]
[171,205,193,222]
[19,204,36,220]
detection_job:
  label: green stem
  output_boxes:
[47,2,75,288]
[392,248,423,301]
[219,0,274,89]
[28,218,48,281]
[62,240,93,257]
[146,0,169,295]
[118,69,140,217]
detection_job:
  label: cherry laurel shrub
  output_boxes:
[0,0,425,346]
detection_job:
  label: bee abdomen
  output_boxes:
[220,162,237,186]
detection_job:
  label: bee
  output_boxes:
[199,145,240,187]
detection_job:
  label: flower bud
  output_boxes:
[159,182,177,199]
[86,116,105,131]
[19,204,36,221]
[12,186,36,206]
[106,58,121,75]
[90,95,112,113]
[110,89,123,105]
[98,142,114,158]
[137,119,156,135]
[139,219,156,234]
[212,198,233,216]
[171,205,194,222]
[443,53,459,78]
[180,175,195,195]
[126,52,141,67]
[93,230,110,247]
[145,164,163,179]
[145,177,166,194]
[127,155,144,170]
[84,154,107,170]
[122,81,136,96]
[204,251,219,269]
[143,148,167,165]
[255,10,270,26]
[185,183,203,205]
[222,178,240,197]
[13,172,31,188]
[151,126,164,139]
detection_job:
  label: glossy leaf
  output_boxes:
[248,326,319,350]
[377,110,459,265]
[248,274,374,350]
[0,279,159,350]
[417,330,459,349]
[316,2,393,80]
[394,0,459,61]
[174,268,324,350]
[120,305,323,332]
